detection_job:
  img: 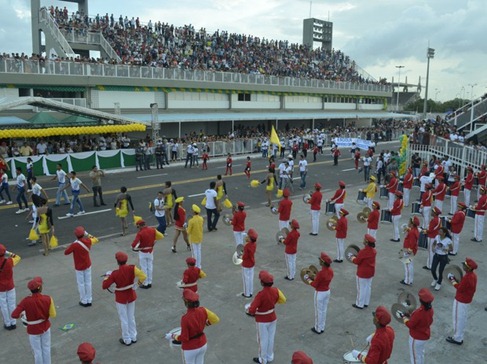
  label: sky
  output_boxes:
[1,0,486,102]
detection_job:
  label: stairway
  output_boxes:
[38,7,77,58]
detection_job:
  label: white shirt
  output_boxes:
[16,173,26,188]
[299,159,308,172]
[204,189,217,209]
[36,143,47,154]
[419,175,433,192]
[278,162,286,177]
[363,156,372,166]
[433,236,452,255]
[70,177,82,192]
[154,197,165,217]
[1,173,8,185]
[31,183,43,196]
[56,169,67,183]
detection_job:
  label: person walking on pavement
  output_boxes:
[50,163,70,206]
[389,191,404,242]
[385,171,398,211]
[402,167,414,207]
[114,186,135,236]
[184,143,194,168]
[231,202,247,247]
[64,226,98,307]
[225,153,233,175]
[247,270,287,364]
[448,202,467,255]
[349,234,377,309]
[463,166,474,206]
[12,276,57,364]
[215,174,226,212]
[423,207,441,271]
[14,167,29,214]
[29,177,49,201]
[89,166,106,207]
[132,219,157,289]
[135,143,145,172]
[308,183,322,236]
[298,154,308,189]
[192,143,199,167]
[0,168,13,205]
[181,257,206,293]
[332,146,340,166]
[329,180,347,217]
[420,183,434,229]
[244,156,252,180]
[283,219,300,281]
[367,201,380,239]
[362,154,373,182]
[448,175,461,215]
[0,243,21,331]
[36,197,54,257]
[433,175,447,212]
[277,188,292,230]
[63,171,90,217]
[154,140,164,169]
[242,228,258,298]
[26,157,34,191]
[187,204,204,268]
[430,227,453,291]
[153,191,166,235]
[471,185,487,242]
[172,197,191,253]
[204,182,220,232]
[401,216,420,286]
[102,252,146,346]
[163,181,176,227]
[334,208,349,263]
[262,168,276,207]
[361,176,377,210]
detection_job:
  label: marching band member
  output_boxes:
[430,227,453,291]
[308,183,323,236]
[463,166,474,206]
[419,171,434,201]
[351,306,395,363]
[0,244,20,330]
[64,226,98,306]
[242,229,258,298]
[471,185,486,242]
[433,175,447,212]
[181,257,206,293]
[385,171,398,210]
[401,217,419,286]
[448,175,461,215]
[244,156,252,180]
[262,168,276,207]
[420,183,434,229]
[163,181,176,226]
[215,174,227,212]
[349,234,377,309]
[283,219,300,281]
[248,270,286,364]
[367,201,380,239]
[423,207,442,271]
[476,164,486,200]
[114,186,135,236]
[446,258,478,345]
[131,220,157,289]
[400,288,434,364]
[361,176,377,210]
[77,342,96,364]
[448,202,467,255]
[102,252,147,346]
[172,197,191,253]
[168,289,220,364]
[329,180,346,217]
[277,188,292,230]
[187,204,204,268]
[225,153,233,175]
[292,351,313,364]
[389,191,404,242]
[12,276,56,364]
[434,163,445,187]
[402,167,414,207]
[334,208,349,263]
[304,252,334,335]
[231,202,247,247]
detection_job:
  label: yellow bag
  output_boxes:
[49,235,58,249]
[250,180,260,188]
[223,198,233,209]
[155,229,164,240]
[28,229,40,241]
[133,215,143,225]
[276,189,283,198]
[201,197,207,206]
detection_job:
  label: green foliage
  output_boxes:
[404,97,469,113]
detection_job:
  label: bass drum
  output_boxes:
[440,216,451,230]
[380,209,392,223]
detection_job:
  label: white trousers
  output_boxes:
[452,233,460,254]
[364,197,373,210]
[116,301,137,344]
[233,231,245,247]
[242,267,254,297]
[256,320,277,364]
[0,288,16,326]
[182,343,207,364]
[426,237,435,269]
[388,193,395,210]
[285,253,296,279]
[403,260,414,285]
[392,215,401,240]
[435,199,443,213]
[314,290,330,332]
[449,196,458,215]
[278,220,289,231]
[367,228,377,239]
[422,206,431,228]
[75,267,92,304]
[474,214,485,241]
[409,335,427,364]
[311,210,320,234]
[464,189,471,206]
[334,203,344,217]
[29,328,51,364]
[336,238,345,261]
[191,243,202,268]
[404,188,411,207]
[452,299,469,342]
[356,276,373,308]
[138,251,154,285]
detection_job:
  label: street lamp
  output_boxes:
[395,65,404,112]
[434,89,440,112]
[422,47,435,117]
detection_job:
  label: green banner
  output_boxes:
[99,151,121,169]
[70,153,96,172]
[45,157,69,175]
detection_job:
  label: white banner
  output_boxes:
[332,138,375,150]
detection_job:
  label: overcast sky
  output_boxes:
[1,0,486,101]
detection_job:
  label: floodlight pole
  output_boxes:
[422,47,435,117]
[395,65,404,112]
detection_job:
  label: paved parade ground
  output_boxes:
[1,145,486,363]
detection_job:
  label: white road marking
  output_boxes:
[188,192,205,197]
[341,168,357,172]
[57,208,111,220]
[137,173,168,179]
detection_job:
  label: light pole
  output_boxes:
[434,89,440,112]
[468,83,477,132]
[395,65,404,112]
[422,47,435,117]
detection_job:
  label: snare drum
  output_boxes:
[325,201,335,215]
[357,191,366,204]
[380,209,392,223]
[379,186,388,199]
[343,350,368,363]
[413,178,420,187]
[466,208,476,218]
[397,182,404,192]
[418,232,428,249]
[440,216,451,230]
[411,202,421,214]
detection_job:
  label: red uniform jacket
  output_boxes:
[249,286,281,323]
[310,266,333,292]
[278,198,292,221]
[421,190,433,207]
[402,172,413,189]
[477,170,487,186]
[183,266,203,292]
[231,210,246,232]
[0,256,15,291]
[335,216,348,239]
[367,210,380,230]
[450,211,466,234]
[283,229,300,254]
[180,307,209,350]
[366,326,395,364]
[175,206,186,228]
[426,216,441,239]
[403,227,419,255]
[406,306,434,340]
[242,241,256,268]
[455,271,477,304]
[102,264,138,304]
[435,165,444,178]
[353,245,376,278]
[226,157,232,167]
[474,195,487,216]
[433,182,447,201]
[386,177,398,194]
[390,198,403,216]
[449,181,460,197]
[310,191,322,211]
[12,293,54,335]
[131,226,156,253]
[464,172,474,190]
[64,237,93,271]
[330,188,346,204]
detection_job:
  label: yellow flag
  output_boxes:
[270,125,281,147]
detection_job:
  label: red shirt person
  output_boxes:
[334,208,348,262]
[241,228,258,298]
[283,219,300,280]
[181,257,206,292]
[350,234,377,309]
[309,183,322,235]
[366,201,380,238]
[225,153,233,175]
[278,188,292,230]
[131,219,158,288]
[0,243,21,330]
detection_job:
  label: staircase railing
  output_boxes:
[39,7,77,58]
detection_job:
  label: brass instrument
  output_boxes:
[326,215,338,231]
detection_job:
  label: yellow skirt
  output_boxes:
[116,200,129,217]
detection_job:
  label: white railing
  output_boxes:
[39,8,77,58]
[59,30,122,63]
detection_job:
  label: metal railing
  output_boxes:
[39,8,77,58]
[59,30,122,63]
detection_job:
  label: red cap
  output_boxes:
[364,234,376,244]
[412,216,420,226]
[314,182,322,190]
[292,351,314,364]
[395,191,403,197]
[338,180,346,187]
[372,201,381,209]
[282,188,290,197]
[433,207,441,215]
[186,257,196,265]
[464,257,478,270]
[259,270,274,284]
[374,306,391,326]
[339,208,349,216]
[77,342,96,362]
[237,201,245,207]
[291,219,300,229]
[27,276,43,291]
[418,288,434,304]
[183,289,199,302]
[115,251,128,263]
[457,202,467,209]
[0,243,6,255]
[74,226,85,238]
[319,252,332,265]
[135,219,146,227]
[247,228,258,241]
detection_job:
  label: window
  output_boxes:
[238,93,251,102]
